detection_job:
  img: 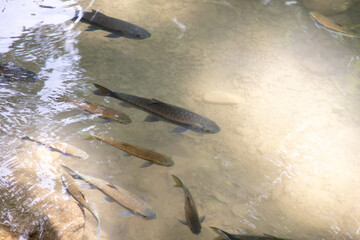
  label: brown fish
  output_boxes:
[309,12,360,38]
[93,83,220,134]
[172,175,205,234]
[0,62,38,81]
[59,97,131,124]
[62,165,157,219]
[74,10,151,39]
[22,136,89,159]
[61,173,100,238]
[79,131,174,167]
[210,226,291,240]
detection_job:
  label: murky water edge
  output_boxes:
[1,0,360,239]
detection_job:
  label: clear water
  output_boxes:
[1,0,360,239]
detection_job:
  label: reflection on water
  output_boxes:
[1,0,360,239]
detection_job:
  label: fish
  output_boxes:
[58,97,131,124]
[74,10,151,39]
[21,136,89,159]
[61,173,101,238]
[0,62,38,81]
[210,227,291,240]
[309,11,360,39]
[93,83,220,134]
[62,165,157,219]
[171,175,205,234]
[79,131,174,167]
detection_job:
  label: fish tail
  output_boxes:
[78,131,96,140]
[171,175,184,188]
[209,227,232,239]
[92,208,101,238]
[93,83,118,98]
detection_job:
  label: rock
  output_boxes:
[0,147,86,239]
[303,0,355,15]
[203,91,240,105]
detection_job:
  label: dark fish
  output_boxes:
[22,136,89,159]
[93,83,220,134]
[79,131,174,167]
[75,10,151,39]
[309,12,360,39]
[61,173,101,238]
[59,97,131,124]
[62,165,157,219]
[210,227,291,240]
[0,62,38,81]
[172,175,205,234]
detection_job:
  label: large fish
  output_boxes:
[210,227,291,240]
[93,83,220,134]
[62,165,157,219]
[22,136,89,159]
[309,12,360,39]
[0,62,38,81]
[61,173,101,238]
[59,97,131,124]
[172,175,205,234]
[79,131,174,167]
[74,10,151,39]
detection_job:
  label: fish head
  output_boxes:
[138,207,157,220]
[162,156,174,167]
[126,26,151,39]
[192,121,221,134]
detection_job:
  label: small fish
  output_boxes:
[172,175,205,234]
[210,227,291,240]
[79,131,174,167]
[58,97,131,124]
[22,136,89,159]
[0,62,38,81]
[61,173,100,238]
[309,11,360,39]
[62,165,157,219]
[74,10,151,39]
[93,83,220,134]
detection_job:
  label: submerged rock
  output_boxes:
[203,91,240,105]
[303,0,354,15]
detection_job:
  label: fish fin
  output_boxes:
[139,161,153,168]
[61,165,81,179]
[150,98,166,104]
[85,26,98,31]
[200,215,206,223]
[171,175,184,188]
[144,115,161,122]
[93,83,115,97]
[314,21,322,29]
[209,227,231,239]
[331,32,339,38]
[105,33,122,38]
[139,195,146,202]
[171,127,189,133]
[122,152,132,157]
[178,219,188,225]
[105,181,118,189]
[118,211,134,217]
[80,183,96,189]
[103,196,115,203]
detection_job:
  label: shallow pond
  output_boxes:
[1,0,360,239]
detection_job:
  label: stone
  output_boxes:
[303,0,355,15]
